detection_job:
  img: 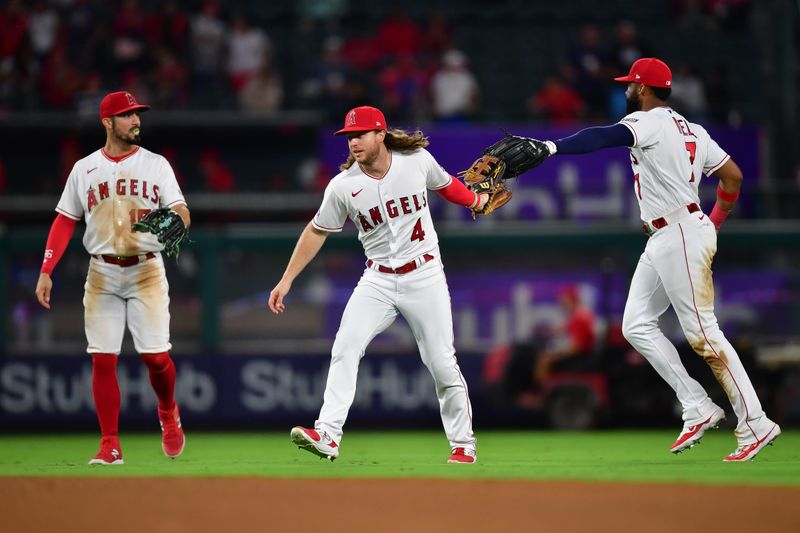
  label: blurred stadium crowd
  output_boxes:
[2,0,798,429]
[0,0,762,124]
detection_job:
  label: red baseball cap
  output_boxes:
[100,91,151,119]
[614,58,672,89]
[335,106,387,135]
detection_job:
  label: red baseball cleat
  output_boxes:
[88,436,124,465]
[158,404,185,458]
[724,424,781,462]
[290,426,339,461]
[448,447,477,464]
[670,407,725,453]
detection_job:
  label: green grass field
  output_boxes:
[1,430,798,486]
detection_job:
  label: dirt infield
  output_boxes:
[2,477,798,533]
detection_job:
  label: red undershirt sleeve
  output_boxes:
[40,214,78,275]
[435,176,479,208]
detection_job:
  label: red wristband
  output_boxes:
[709,203,730,229]
[717,184,739,203]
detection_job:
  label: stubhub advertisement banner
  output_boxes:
[0,354,485,431]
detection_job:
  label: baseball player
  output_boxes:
[269,106,488,464]
[523,58,779,461]
[34,91,189,465]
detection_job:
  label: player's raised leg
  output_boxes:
[127,256,184,458]
[293,273,398,460]
[656,216,779,460]
[398,261,477,463]
[140,352,184,458]
[622,248,724,453]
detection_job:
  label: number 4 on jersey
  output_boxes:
[411,218,425,241]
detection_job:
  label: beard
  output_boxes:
[111,121,141,146]
[354,145,379,166]
[626,92,642,114]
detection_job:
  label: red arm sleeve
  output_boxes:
[435,176,479,208]
[41,214,78,275]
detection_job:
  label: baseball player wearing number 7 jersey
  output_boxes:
[34,91,189,465]
[269,106,488,464]
[524,58,779,461]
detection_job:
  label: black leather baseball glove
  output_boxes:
[458,134,551,217]
[483,134,551,179]
[132,208,189,258]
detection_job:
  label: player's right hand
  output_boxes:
[35,273,53,309]
[268,279,292,314]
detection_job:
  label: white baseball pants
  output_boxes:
[83,254,172,355]
[316,257,476,451]
[622,208,774,444]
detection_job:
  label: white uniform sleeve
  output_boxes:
[702,136,730,176]
[55,166,83,220]
[312,181,346,232]
[157,157,186,208]
[422,149,453,190]
[618,111,661,148]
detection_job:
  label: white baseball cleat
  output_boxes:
[723,423,781,462]
[670,407,726,454]
[290,426,339,461]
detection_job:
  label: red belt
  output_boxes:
[644,203,700,235]
[367,254,434,274]
[95,252,156,267]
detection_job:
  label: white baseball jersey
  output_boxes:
[56,147,186,256]
[312,148,451,269]
[308,147,476,455]
[618,106,777,449]
[618,107,729,222]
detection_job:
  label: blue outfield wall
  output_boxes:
[0,354,490,431]
[2,353,796,431]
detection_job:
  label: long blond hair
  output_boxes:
[339,128,430,171]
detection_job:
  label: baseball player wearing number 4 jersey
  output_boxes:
[523,58,779,461]
[34,91,189,465]
[269,106,488,464]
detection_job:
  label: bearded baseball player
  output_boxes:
[491,58,779,461]
[34,91,190,465]
[269,106,488,463]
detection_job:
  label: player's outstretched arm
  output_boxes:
[547,124,635,155]
[268,222,329,314]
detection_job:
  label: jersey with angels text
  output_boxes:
[313,148,451,269]
[618,107,730,222]
[56,146,186,256]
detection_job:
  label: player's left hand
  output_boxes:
[35,273,53,309]
[131,208,190,258]
[475,193,490,212]
[268,279,292,314]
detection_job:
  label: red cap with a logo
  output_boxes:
[335,106,387,135]
[614,58,672,89]
[100,91,151,119]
